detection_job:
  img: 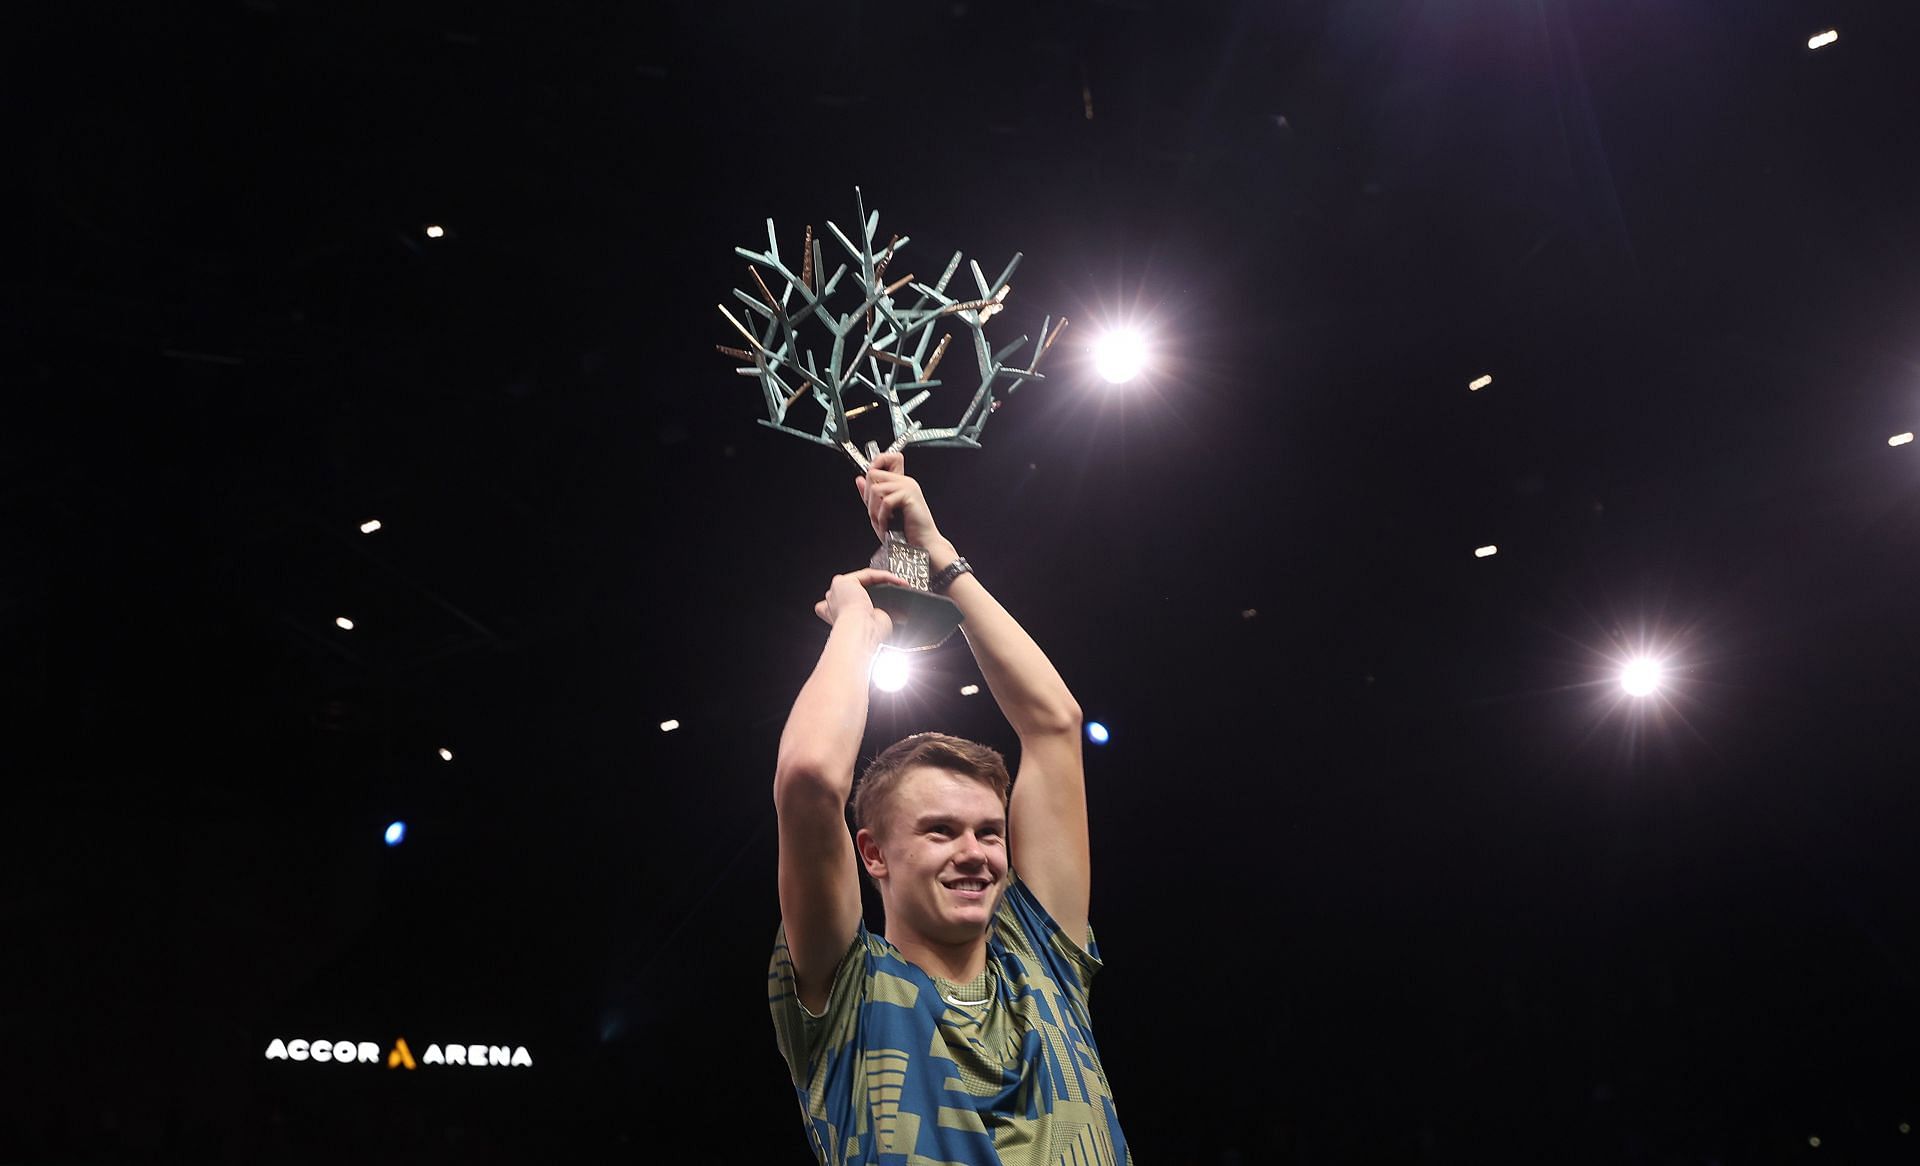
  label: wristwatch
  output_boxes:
[929,556,973,594]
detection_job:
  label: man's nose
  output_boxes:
[957,831,988,862]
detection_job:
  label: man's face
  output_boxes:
[862,766,1008,944]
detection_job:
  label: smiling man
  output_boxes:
[769,452,1131,1164]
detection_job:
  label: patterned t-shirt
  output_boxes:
[769,874,1131,1165]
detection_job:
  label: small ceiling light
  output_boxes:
[1474,545,1498,558]
[360,519,383,534]
[335,616,355,630]
[1620,657,1664,697]
[959,684,980,696]
[1469,374,1493,392]
[1086,722,1111,745]
[659,719,680,732]
[1890,432,1914,447]
[1808,29,1837,49]
[425,224,445,238]
[872,650,910,693]
[1092,330,1147,384]
[437,747,453,761]
[1808,1135,1822,1148]
[384,821,407,846]
[1899,1122,1910,1135]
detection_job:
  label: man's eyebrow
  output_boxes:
[911,814,1007,832]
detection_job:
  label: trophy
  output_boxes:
[718,189,1067,650]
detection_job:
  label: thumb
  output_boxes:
[855,474,868,499]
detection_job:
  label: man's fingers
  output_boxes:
[825,568,909,591]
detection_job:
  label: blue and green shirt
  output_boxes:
[769,873,1131,1164]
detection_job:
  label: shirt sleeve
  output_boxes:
[769,921,868,1090]
[998,871,1105,1009]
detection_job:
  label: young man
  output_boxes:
[769,452,1131,1164]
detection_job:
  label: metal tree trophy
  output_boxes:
[718,189,1067,650]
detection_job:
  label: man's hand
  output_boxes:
[857,452,946,551]
[814,567,909,635]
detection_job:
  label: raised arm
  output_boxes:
[858,454,1090,944]
[774,567,905,1013]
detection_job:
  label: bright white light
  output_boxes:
[384,821,407,846]
[1891,432,1914,447]
[360,519,383,534]
[1469,374,1493,392]
[1474,545,1498,558]
[659,719,680,732]
[437,747,453,761]
[1808,29,1837,49]
[1620,657,1664,697]
[335,616,355,630]
[1086,722,1110,745]
[1092,331,1146,384]
[959,684,980,696]
[425,224,445,238]
[872,650,910,693]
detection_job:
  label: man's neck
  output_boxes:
[884,929,989,984]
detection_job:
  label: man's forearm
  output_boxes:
[927,538,1081,737]
[775,614,885,793]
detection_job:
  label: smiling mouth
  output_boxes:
[944,878,992,897]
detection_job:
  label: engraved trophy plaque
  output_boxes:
[718,189,1066,650]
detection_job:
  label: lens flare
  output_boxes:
[872,649,910,693]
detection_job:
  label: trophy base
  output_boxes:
[868,584,963,651]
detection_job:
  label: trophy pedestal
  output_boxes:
[868,530,962,651]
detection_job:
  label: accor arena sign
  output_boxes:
[264,1036,532,1069]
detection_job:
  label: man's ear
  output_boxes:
[855,828,887,880]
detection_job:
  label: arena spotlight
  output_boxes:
[872,649,910,693]
[1891,432,1914,447]
[1469,374,1493,392]
[425,224,446,238]
[360,519,383,534]
[1086,721,1110,745]
[1620,657,1665,697]
[437,747,453,761]
[659,719,680,732]
[335,616,355,630]
[1474,545,1499,558]
[960,684,980,696]
[384,821,407,846]
[1092,330,1146,384]
[1808,29,1837,49]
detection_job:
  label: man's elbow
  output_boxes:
[1022,699,1082,739]
[773,755,849,805]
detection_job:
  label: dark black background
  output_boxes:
[6,1,1918,1162]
